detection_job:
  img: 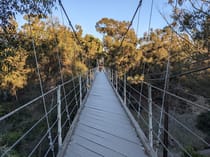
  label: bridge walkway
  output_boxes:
[63,71,148,157]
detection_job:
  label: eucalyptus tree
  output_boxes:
[96,18,142,74]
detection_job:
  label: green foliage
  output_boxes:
[0,147,21,157]
[74,61,88,74]
[83,34,103,68]
[0,102,14,116]
[168,0,209,51]
[0,15,97,98]
[196,111,210,136]
[0,0,56,29]
[127,75,144,84]
[0,47,29,96]
[180,73,210,97]
[128,26,198,83]
[96,18,142,73]
[182,146,205,157]
[0,131,22,146]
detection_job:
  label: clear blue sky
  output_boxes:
[18,0,173,39]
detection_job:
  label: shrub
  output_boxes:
[182,146,205,157]
[196,111,210,136]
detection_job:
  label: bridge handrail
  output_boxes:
[124,85,210,146]
[0,86,58,122]
[0,68,96,123]
[105,69,157,157]
[107,68,210,157]
[143,82,210,111]
[0,68,96,157]
[1,102,58,156]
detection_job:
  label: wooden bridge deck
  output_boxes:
[63,72,148,157]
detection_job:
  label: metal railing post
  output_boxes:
[111,70,114,84]
[123,73,126,105]
[86,71,89,91]
[79,75,82,107]
[57,85,62,151]
[89,69,92,84]
[115,71,118,92]
[138,81,143,118]
[110,69,111,81]
[148,84,153,148]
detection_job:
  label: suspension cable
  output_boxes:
[136,6,141,38]
[158,10,202,52]
[58,3,79,109]
[137,0,155,118]
[156,28,172,154]
[50,13,71,127]
[118,0,143,49]
[126,80,210,150]
[143,82,210,111]
[58,0,82,46]
[147,63,210,81]
[28,16,55,157]
[147,0,154,40]
[138,61,145,117]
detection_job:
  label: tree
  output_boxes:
[95,18,142,74]
[83,34,103,68]
[0,0,56,30]
[20,16,88,86]
[0,47,29,100]
[134,26,196,82]
[0,21,29,100]
[182,146,205,157]
[168,0,209,52]
[196,111,210,136]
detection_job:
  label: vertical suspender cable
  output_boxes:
[28,17,55,157]
[138,61,145,118]
[157,1,178,155]
[136,4,141,38]
[156,48,170,155]
[58,0,84,108]
[118,0,143,49]
[50,13,71,127]
[139,0,153,117]
[58,4,79,109]
[156,30,173,157]
[147,0,154,40]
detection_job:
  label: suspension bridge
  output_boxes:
[0,0,210,157]
[0,66,209,157]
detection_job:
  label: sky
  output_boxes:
[54,0,173,39]
[17,0,173,39]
